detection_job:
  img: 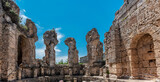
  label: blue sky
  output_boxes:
[15,0,123,62]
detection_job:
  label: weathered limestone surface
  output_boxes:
[86,28,103,66]
[65,38,79,66]
[104,0,160,80]
[0,0,38,81]
[1,0,160,81]
[86,28,104,76]
[43,29,58,67]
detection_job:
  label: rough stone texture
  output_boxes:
[86,28,104,76]
[0,0,38,81]
[86,28,103,66]
[43,29,58,67]
[80,56,88,63]
[64,38,79,66]
[104,0,160,80]
[1,0,160,81]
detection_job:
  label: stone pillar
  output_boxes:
[86,28,103,66]
[43,29,58,67]
[86,28,103,76]
[64,38,79,67]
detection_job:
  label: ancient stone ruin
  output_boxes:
[43,30,58,67]
[104,0,160,80]
[86,28,105,76]
[0,0,160,82]
[65,38,79,67]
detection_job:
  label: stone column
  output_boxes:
[86,28,103,76]
[43,29,58,67]
[86,28,103,66]
[64,38,79,67]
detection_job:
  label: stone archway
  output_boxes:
[17,35,31,66]
[131,34,157,79]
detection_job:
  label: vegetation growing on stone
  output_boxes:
[106,70,109,74]
[2,0,19,24]
[8,9,19,24]
[20,24,28,31]
[2,0,29,31]
[5,2,10,8]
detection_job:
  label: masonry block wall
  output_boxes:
[104,0,160,79]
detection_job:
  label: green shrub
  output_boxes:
[57,59,68,65]
[2,1,11,11]
[2,1,21,25]
[106,70,109,74]
[5,2,10,7]
[9,9,20,24]
[20,24,28,30]
[79,63,83,65]
[23,25,28,30]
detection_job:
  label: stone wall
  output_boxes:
[0,0,38,81]
[104,0,160,80]
[80,56,88,63]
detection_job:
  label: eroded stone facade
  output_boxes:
[0,0,38,81]
[104,0,160,80]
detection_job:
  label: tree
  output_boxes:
[58,59,63,64]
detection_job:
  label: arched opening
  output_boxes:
[131,34,157,79]
[17,35,31,66]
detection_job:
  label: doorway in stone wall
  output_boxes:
[131,34,157,79]
[17,35,30,66]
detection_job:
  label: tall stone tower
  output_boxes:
[64,38,79,67]
[43,29,58,67]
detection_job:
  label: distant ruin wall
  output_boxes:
[80,56,88,63]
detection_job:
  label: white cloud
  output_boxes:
[36,47,45,59]
[19,9,30,24]
[55,27,64,43]
[55,46,61,53]
[22,9,26,13]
